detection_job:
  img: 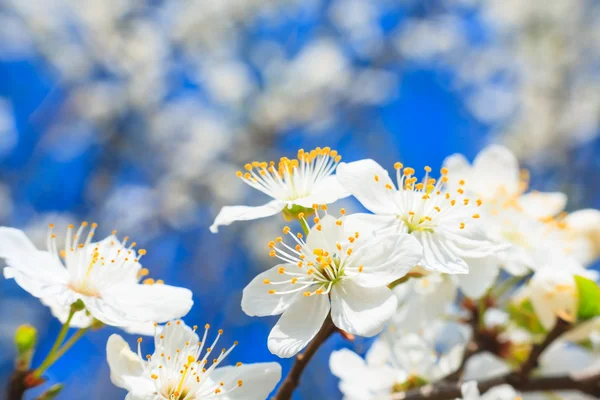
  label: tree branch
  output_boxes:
[272,314,337,400]
[395,372,600,399]
[7,370,44,400]
[517,317,571,380]
[396,317,581,400]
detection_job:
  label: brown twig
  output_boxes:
[517,317,571,380]
[395,372,600,399]
[272,314,337,400]
[396,317,580,400]
[7,370,44,400]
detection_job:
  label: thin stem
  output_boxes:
[299,218,310,236]
[41,327,90,373]
[272,314,336,400]
[33,309,76,379]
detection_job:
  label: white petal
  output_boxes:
[329,348,366,380]
[0,227,69,298]
[41,296,94,329]
[538,341,595,376]
[97,284,193,326]
[336,160,398,215]
[352,233,423,287]
[155,321,199,355]
[456,256,500,299]
[481,385,519,400]
[210,362,282,400]
[306,215,345,253]
[294,175,350,208]
[342,213,397,238]
[268,294,330,358]
[460,381,480,399]
[528,268,578,330]
[365,338,392,367]
[443,153,473,192]
[242,264,301,317]
[417,231,469,274]
[210,200,285,233]
[518,192,567,219]
[331,280,397,337]
[472,145,520,196]
[106,334,146,391]
[463,353,510,381]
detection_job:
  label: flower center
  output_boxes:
[236,147,342,201]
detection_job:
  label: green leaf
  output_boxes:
[574,275,600,320]
[507,298,546,334]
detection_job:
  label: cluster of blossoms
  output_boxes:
[2,145,600,399]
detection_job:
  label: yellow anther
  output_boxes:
[291,278,298,284]
[268,241,276,248]
[264,279,271,284]
[205,324,210,329]
[394,162,403,170]
[434,206,441,212]
[236,362,243,367]
[316,289,324,295]
[269,250,276,257]
[137,338,143,343]
[472,214,480,219]
[451,200,456,206]
[283,226,291,234]
[476,199,482,206]
[275,237,283,242]
[321,204,328,211]
[385,184,393,190]
[460,222,465,229]
[336,220,343,226]
[298,212,305,219]
[238,380,243,387]
[424,166,431,172]
[143,278,155,285]
[459,179,465,185]
[440,167,448,175]
[316,225,322,231]
[138,249,147,255]
[464,199,469,205]
[358,265,364,272]
[374,175,379,182]
[139,268,149,277]
[278,267,286,274]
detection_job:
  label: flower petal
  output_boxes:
[209,362,282,400]
[106,334,146,391]
[329,348,367,381]
[305,214,345,254]
[242,264,301,317]
[98,284,193,326]
[294,175,350,208]
[331,280,397,337]
[210,200,285,233]
[472,145,520,196]
[456,256,500,299]
[417,231,469,274]
[336,160,398,215]
[343,213,397,238]
[0,227,69,298]
[268,294,330,358]
[352,233,423,287]
[518,192,567,219]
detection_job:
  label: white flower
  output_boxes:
[336,159,504,274]
[241,211,423,358]
[528,266,579,330]
[0,223,193,330]
[393,273,457,332]
[330,321,468,399]
[107,320,281,400]
[210,147,349,233]
[564,209,600,267]
[443,146,565,216]
[443,145,573,277]
[459,381,520,400]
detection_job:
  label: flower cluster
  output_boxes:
[3,145,600,400]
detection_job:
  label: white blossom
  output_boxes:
[241,211,422,358]
[107,320,281,400]
[0,223,193,331]
[210,147,349,233]
[336,159,505,275]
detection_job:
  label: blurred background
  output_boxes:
[0,0,599,398]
